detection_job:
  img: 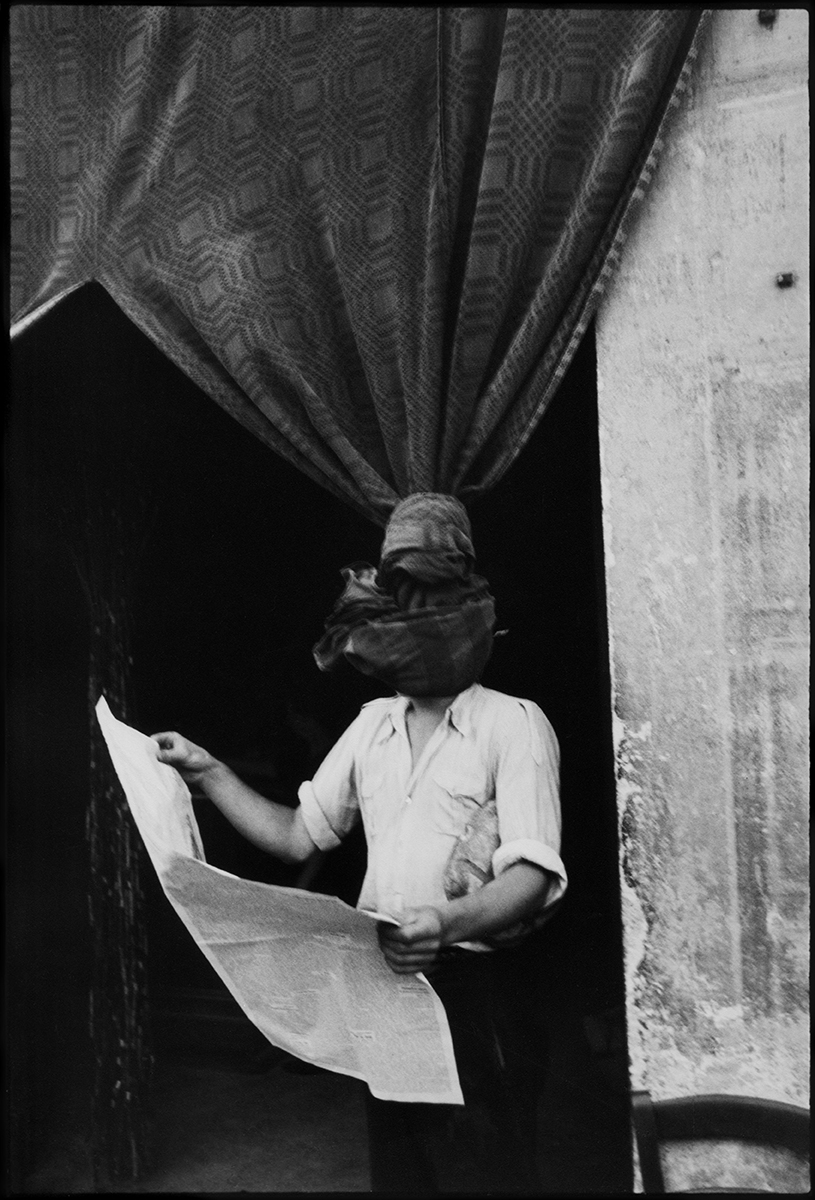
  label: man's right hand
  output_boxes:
[151,732,216,782]
[151,732,316,864]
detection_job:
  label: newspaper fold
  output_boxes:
[95,695,463,1104]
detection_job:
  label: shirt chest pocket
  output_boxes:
[430,765,492,838]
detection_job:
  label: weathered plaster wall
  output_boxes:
[595,9,809,1192]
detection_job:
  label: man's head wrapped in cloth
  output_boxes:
[313,493,496,697]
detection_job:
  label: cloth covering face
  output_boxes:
[379,493,475,589]
[343,592,496,699]
[313,493,497,697]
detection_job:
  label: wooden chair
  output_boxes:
[631,1090,810,1193]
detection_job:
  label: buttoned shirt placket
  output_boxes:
[388,701,456,916]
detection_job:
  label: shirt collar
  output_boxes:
[447,683,479,738]
[377,683,480,742]
[374,695,407,743]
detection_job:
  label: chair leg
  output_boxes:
[632,1090,666,1194]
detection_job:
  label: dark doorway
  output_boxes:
[8,282,630,1192]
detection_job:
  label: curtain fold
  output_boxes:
[11,6,708,524]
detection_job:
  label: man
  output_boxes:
[154,492,566,1194]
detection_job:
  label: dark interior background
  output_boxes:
[7,282,625,1183]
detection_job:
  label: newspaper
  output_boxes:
[95,696,463,1104]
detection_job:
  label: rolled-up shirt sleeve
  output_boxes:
[297,715,363,851]
[491,699,567,910]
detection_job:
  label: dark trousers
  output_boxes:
[365,947,547,1195]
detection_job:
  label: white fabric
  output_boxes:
[298,684,567,947]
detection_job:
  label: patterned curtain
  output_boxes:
[10,6,708,525]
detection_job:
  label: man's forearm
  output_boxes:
[439,861,552,945]
[197,759,314,863]
[377,861,555,972]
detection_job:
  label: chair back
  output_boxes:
[631,1090,810,1194]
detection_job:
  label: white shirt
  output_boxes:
[298,683,567,945]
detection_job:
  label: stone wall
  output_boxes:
[595,9,809,1192]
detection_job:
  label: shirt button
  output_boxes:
[405,795,411,804]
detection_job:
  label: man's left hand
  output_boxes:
[377,906,445,974]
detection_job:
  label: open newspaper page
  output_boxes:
[95,696,463,1104]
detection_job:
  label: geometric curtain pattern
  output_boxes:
[10,6,707,525]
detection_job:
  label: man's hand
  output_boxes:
[151,732,316,864]
[151,732,215,783]
[377,907,445,974]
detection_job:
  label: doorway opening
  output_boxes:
[9,282,630,1192]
